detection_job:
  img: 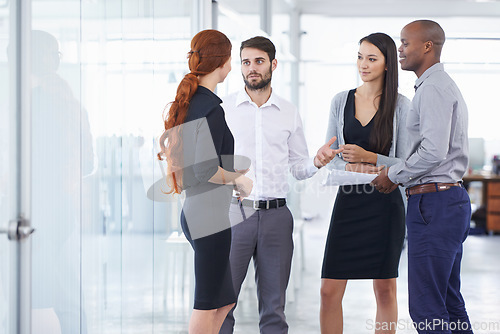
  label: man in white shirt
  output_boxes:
[220,36,340,334]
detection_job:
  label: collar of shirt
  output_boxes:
[224,87,316,201]
[414,63,444,91]
[235,87,282,110]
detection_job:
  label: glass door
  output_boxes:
[0,0,13,329]
[0,0,33,334]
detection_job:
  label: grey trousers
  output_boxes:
[219,202,294,334]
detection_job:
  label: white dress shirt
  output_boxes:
[223,88,318,201]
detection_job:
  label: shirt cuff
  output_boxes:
[308,157,320,174]
[376,154,391,167]
[387,163,402,184]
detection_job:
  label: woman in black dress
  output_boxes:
[320,33,410,333]
[158,30,252,334]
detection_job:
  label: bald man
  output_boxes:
[372,20,473,333]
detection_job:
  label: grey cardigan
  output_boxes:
[325,90,411,171]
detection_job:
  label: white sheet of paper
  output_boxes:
[322,169,377,186]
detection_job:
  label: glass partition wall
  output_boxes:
[30,0,197,332]
[28,1,293,333]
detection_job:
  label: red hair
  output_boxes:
[158,30,232,194]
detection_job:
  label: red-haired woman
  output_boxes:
[158,29,253,334]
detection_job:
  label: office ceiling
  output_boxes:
[221,0,500,17]
[26,0,500,21]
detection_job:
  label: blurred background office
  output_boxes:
[1,0,500,333]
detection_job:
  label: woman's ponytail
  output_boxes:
[158,29,232,194]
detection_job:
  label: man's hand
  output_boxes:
[345,163,384,174]
[314,136,344,168]
[371,167,399,194]
[341,144,377,164]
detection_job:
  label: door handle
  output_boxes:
[0,217,35,241]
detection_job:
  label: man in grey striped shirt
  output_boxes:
[372,20,473,334]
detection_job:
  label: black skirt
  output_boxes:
[321,184,405,279]
[181,183,236,310]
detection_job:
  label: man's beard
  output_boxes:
[243,67,272,91]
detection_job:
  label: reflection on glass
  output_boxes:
[31,29,93,333]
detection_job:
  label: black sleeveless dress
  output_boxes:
[321,89,405,279]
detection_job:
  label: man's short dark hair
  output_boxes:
[240,36,276,61]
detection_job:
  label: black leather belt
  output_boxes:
[231,197,286,210]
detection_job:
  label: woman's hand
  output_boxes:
[345,162,384,174]
[234,168,249,175]
[341,144,377,164]
[235,174,253,198]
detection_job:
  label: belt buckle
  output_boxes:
[266,200,270,210]
[253,201,260,210]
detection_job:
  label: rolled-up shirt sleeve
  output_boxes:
[288,110,318,180]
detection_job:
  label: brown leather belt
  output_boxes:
[405,182,461,197]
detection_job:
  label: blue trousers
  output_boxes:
[407,185,473,334]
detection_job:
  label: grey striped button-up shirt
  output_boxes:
[388,63,469,188]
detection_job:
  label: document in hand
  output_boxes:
[322,169,377,186]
